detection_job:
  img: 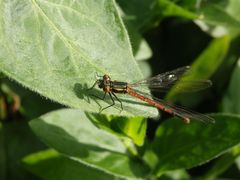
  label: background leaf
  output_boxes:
[124,22,152,61]
[29,109,151,178]
[150,114,240,176]
[222,58,240,113]
[195,0,240,38]
[1,78,62,119]
[155,0,198,20]
[166,35,229,102]
[117,0,157,31]
[0,123,6,180]
[22,149,118,180]
[205,58,240,179]
[203,145,240,180]
[0,121,45,179]
[0,0,240,179]
[158,169,190,180]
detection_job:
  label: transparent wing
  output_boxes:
[131,66,190,86]
[132,89,215,124]
[130,66,212,92]
[153,97,215,124]
[148,80,212,92]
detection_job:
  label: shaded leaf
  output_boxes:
[203,145,240,180]
[123,21,152,61]
[22,149,118,180]
[0,121,46,180]
[118,0,198,32]
[117,0,157,31]
[218,58,240,178]
[0,123,6,180]
[2,78,62,119]
[151,114,240,175]
[29,109,151,178]
[166,35,229,101]
[222,59,240,114]
[236,156,240,171]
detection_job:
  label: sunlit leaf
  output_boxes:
[0,0,157,117]
[86,113,147,146]
[156,0,198,20]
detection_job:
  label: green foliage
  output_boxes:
[151,114,240,175]
[0,0,240,179]
[28,109,150,179]
[167,35,229,101]
[196,0,240,38]
[0,121,45,179]
[22,149,119,180]
[0,0,157,117]
[222,59,240,113]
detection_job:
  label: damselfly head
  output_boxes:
[94,74,111,89]
[103,74,111,81]
[97,79,104,89]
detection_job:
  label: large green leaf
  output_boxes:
[29,109,151,178]
[150,114,240,175]
[22,149,118,180]
[0,0,157,117]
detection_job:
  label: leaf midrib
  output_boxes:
[38,0,122,49]
[31,0,109,74]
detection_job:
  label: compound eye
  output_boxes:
[97,80,104,88]
[103,74,110,81]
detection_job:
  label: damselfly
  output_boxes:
[89,66,214,124]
